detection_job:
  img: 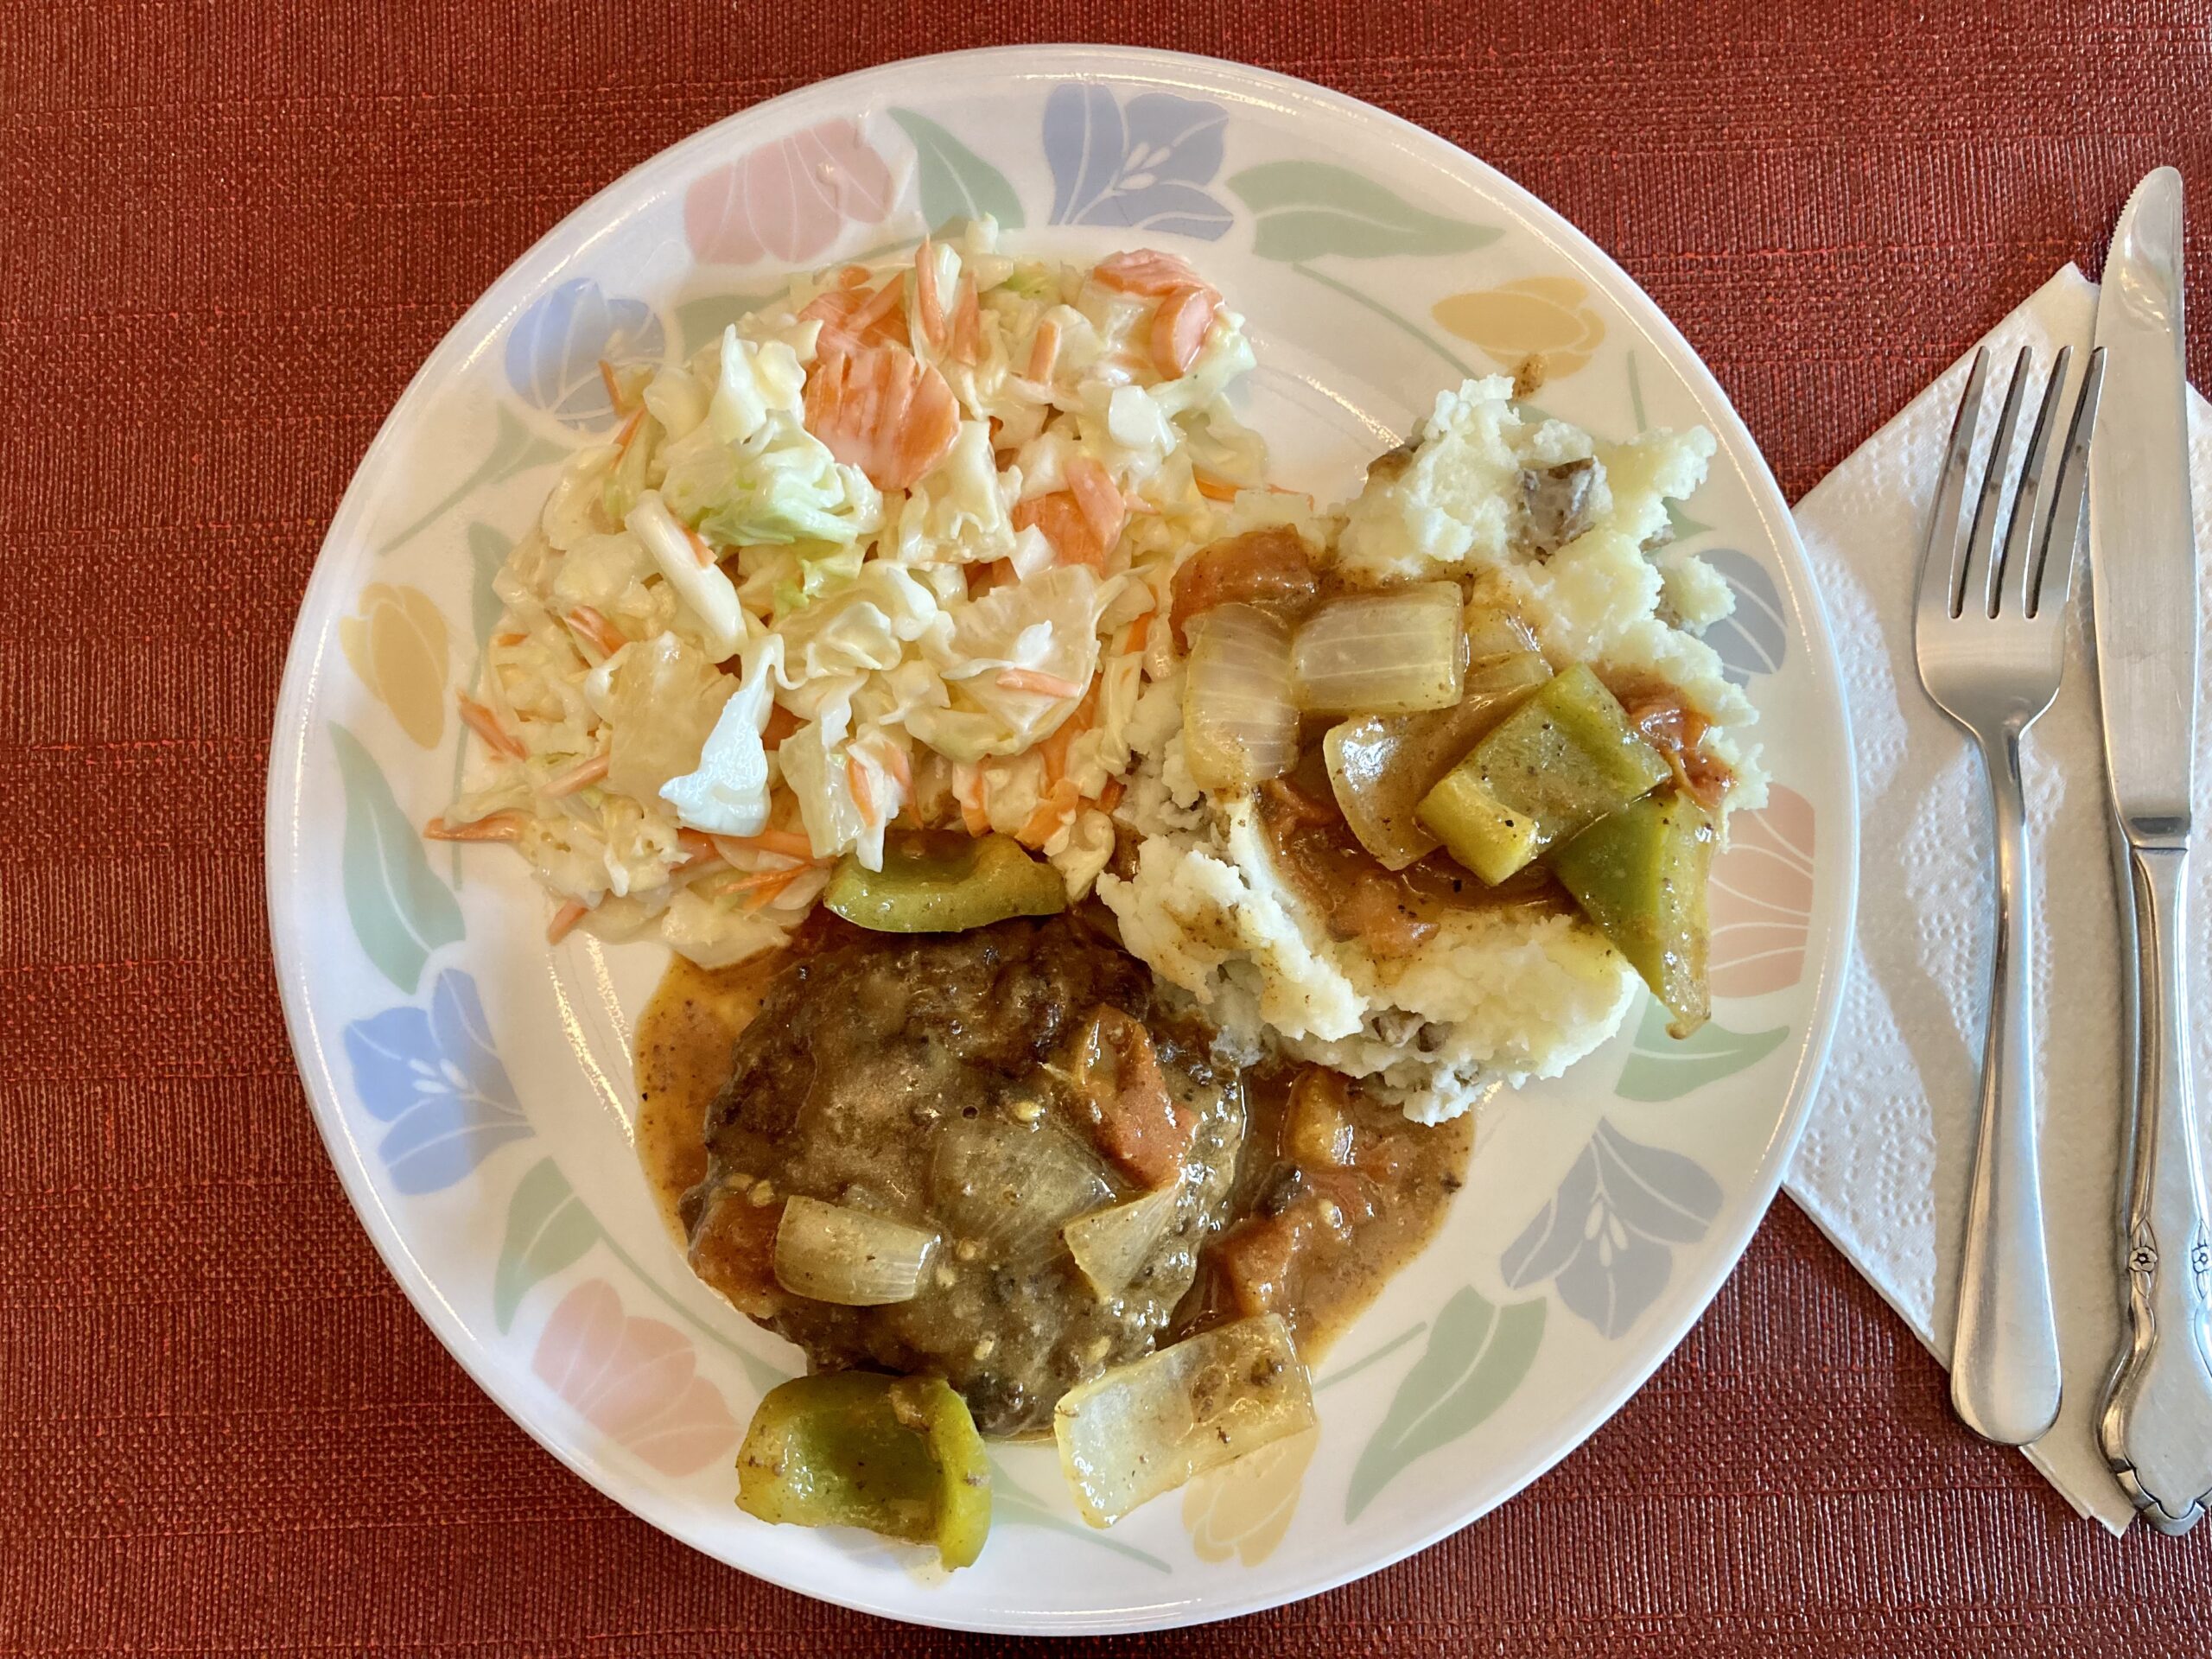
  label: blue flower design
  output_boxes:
[1698,548,1789,685]
[1498,1121,1721,1339]
[342,969,531,1194]
[504,279,666,430]
[1043,84,1231,239]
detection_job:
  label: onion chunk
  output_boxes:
[772,1196,938,1306]
[931,1116,1111,1264]
[1064,1185,1183,1298]
[1053,1313,1314,1527]
[1183,603,1298,791]
[1291,582,1465,715]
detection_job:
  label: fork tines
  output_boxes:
[1918,343,2107,625]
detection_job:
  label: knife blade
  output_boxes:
[2091,166,2198,833]
[2091,165,2212,1535]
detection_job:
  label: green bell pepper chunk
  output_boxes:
[1549,789,1714,1037]
[736,1371,992,1568]
[823,830,1066,933]
[1415,663,1669,884]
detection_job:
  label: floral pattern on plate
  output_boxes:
[533,1279,741,1478]
[342,968,528,1193]
[684,118,899,266]
[505,279,666,430]
[1500,1122,1724,1340]
[269,47,1853,1632]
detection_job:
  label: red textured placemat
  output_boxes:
[7,3,2212,1655]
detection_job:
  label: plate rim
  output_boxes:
[264,41,1861,1634]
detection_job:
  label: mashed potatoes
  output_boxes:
[1099,377,1766,1123]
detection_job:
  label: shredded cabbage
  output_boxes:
[450,238,1270,966]
[659,638,783,836]
[658,328,881,550]
[600,632,734,803]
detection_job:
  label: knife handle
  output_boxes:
[1951,726,2064,1445]
[2101,836,2212,1533]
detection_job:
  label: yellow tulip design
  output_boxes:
[340,583,450,747]
[1432,276,1606,383]
[1181,1426,1317,1567]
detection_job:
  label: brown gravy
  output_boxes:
[1171,1063,1471,1357]
[1258,756,1572,961]
[634,951,784,1251]
[633,944,1471,1387]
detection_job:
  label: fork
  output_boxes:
[1915,341,2107,1446]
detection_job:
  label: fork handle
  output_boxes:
[1951,724,2063,1446]
[2100,836,2212,1533]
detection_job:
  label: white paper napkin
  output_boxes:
[1781,265,2212,1532]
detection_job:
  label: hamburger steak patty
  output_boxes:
[680,913,1246,1437]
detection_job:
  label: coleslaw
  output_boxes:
[436,226,1290,966]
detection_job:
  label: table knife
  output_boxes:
[2089,165,2212,1535]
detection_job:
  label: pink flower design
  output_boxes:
[684,119,898,266]
[1708,785,1815,996]
[531,1279,740,1476]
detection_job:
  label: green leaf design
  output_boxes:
[1614,998,1789,1102]
[674,290,783,354]
[379,406,566,555]
[331,723,465,993]
[989,1457,1173,1572]
[494,1158,601,1332]
[1230,162,1501,263]
[890,108,1025,232]
[1314,1319,1427,1394]
[467,523,511,654]
[1665,499,1713,542]
[1345,1287,1544,1521]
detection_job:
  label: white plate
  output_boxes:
[266,45,1857,1634]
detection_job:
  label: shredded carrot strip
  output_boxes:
[1038,688,1099,785]
[719,860,822,893]
[457,695,525,760]
[543,752,609,798]
[996,667,1086,699]
[564,607,626,658]
[711,829,817,861]
[913,237,946,350]
[950,272,982,365]
[1066,457,1124,546]
[546,898,590,944]
[1027,319,1060,384]
[953,764,989,837]
[846,753,877,823]
[613,405,645,456]
[740,863,816,914]
[848,278,905,337]
[682,524,715,569]
[424,812,524,843]
[877,741,912,792]
[598,359,623,411]
[1016,779,1082,848]
[1192,470,1242,503]
[836,264,871,289]
[1116,611,1154,656]
[1096,777,1125,814]
[674,830,721,873]
[492,631,527,648]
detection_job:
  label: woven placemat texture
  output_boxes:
[6,3,2212,1654]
